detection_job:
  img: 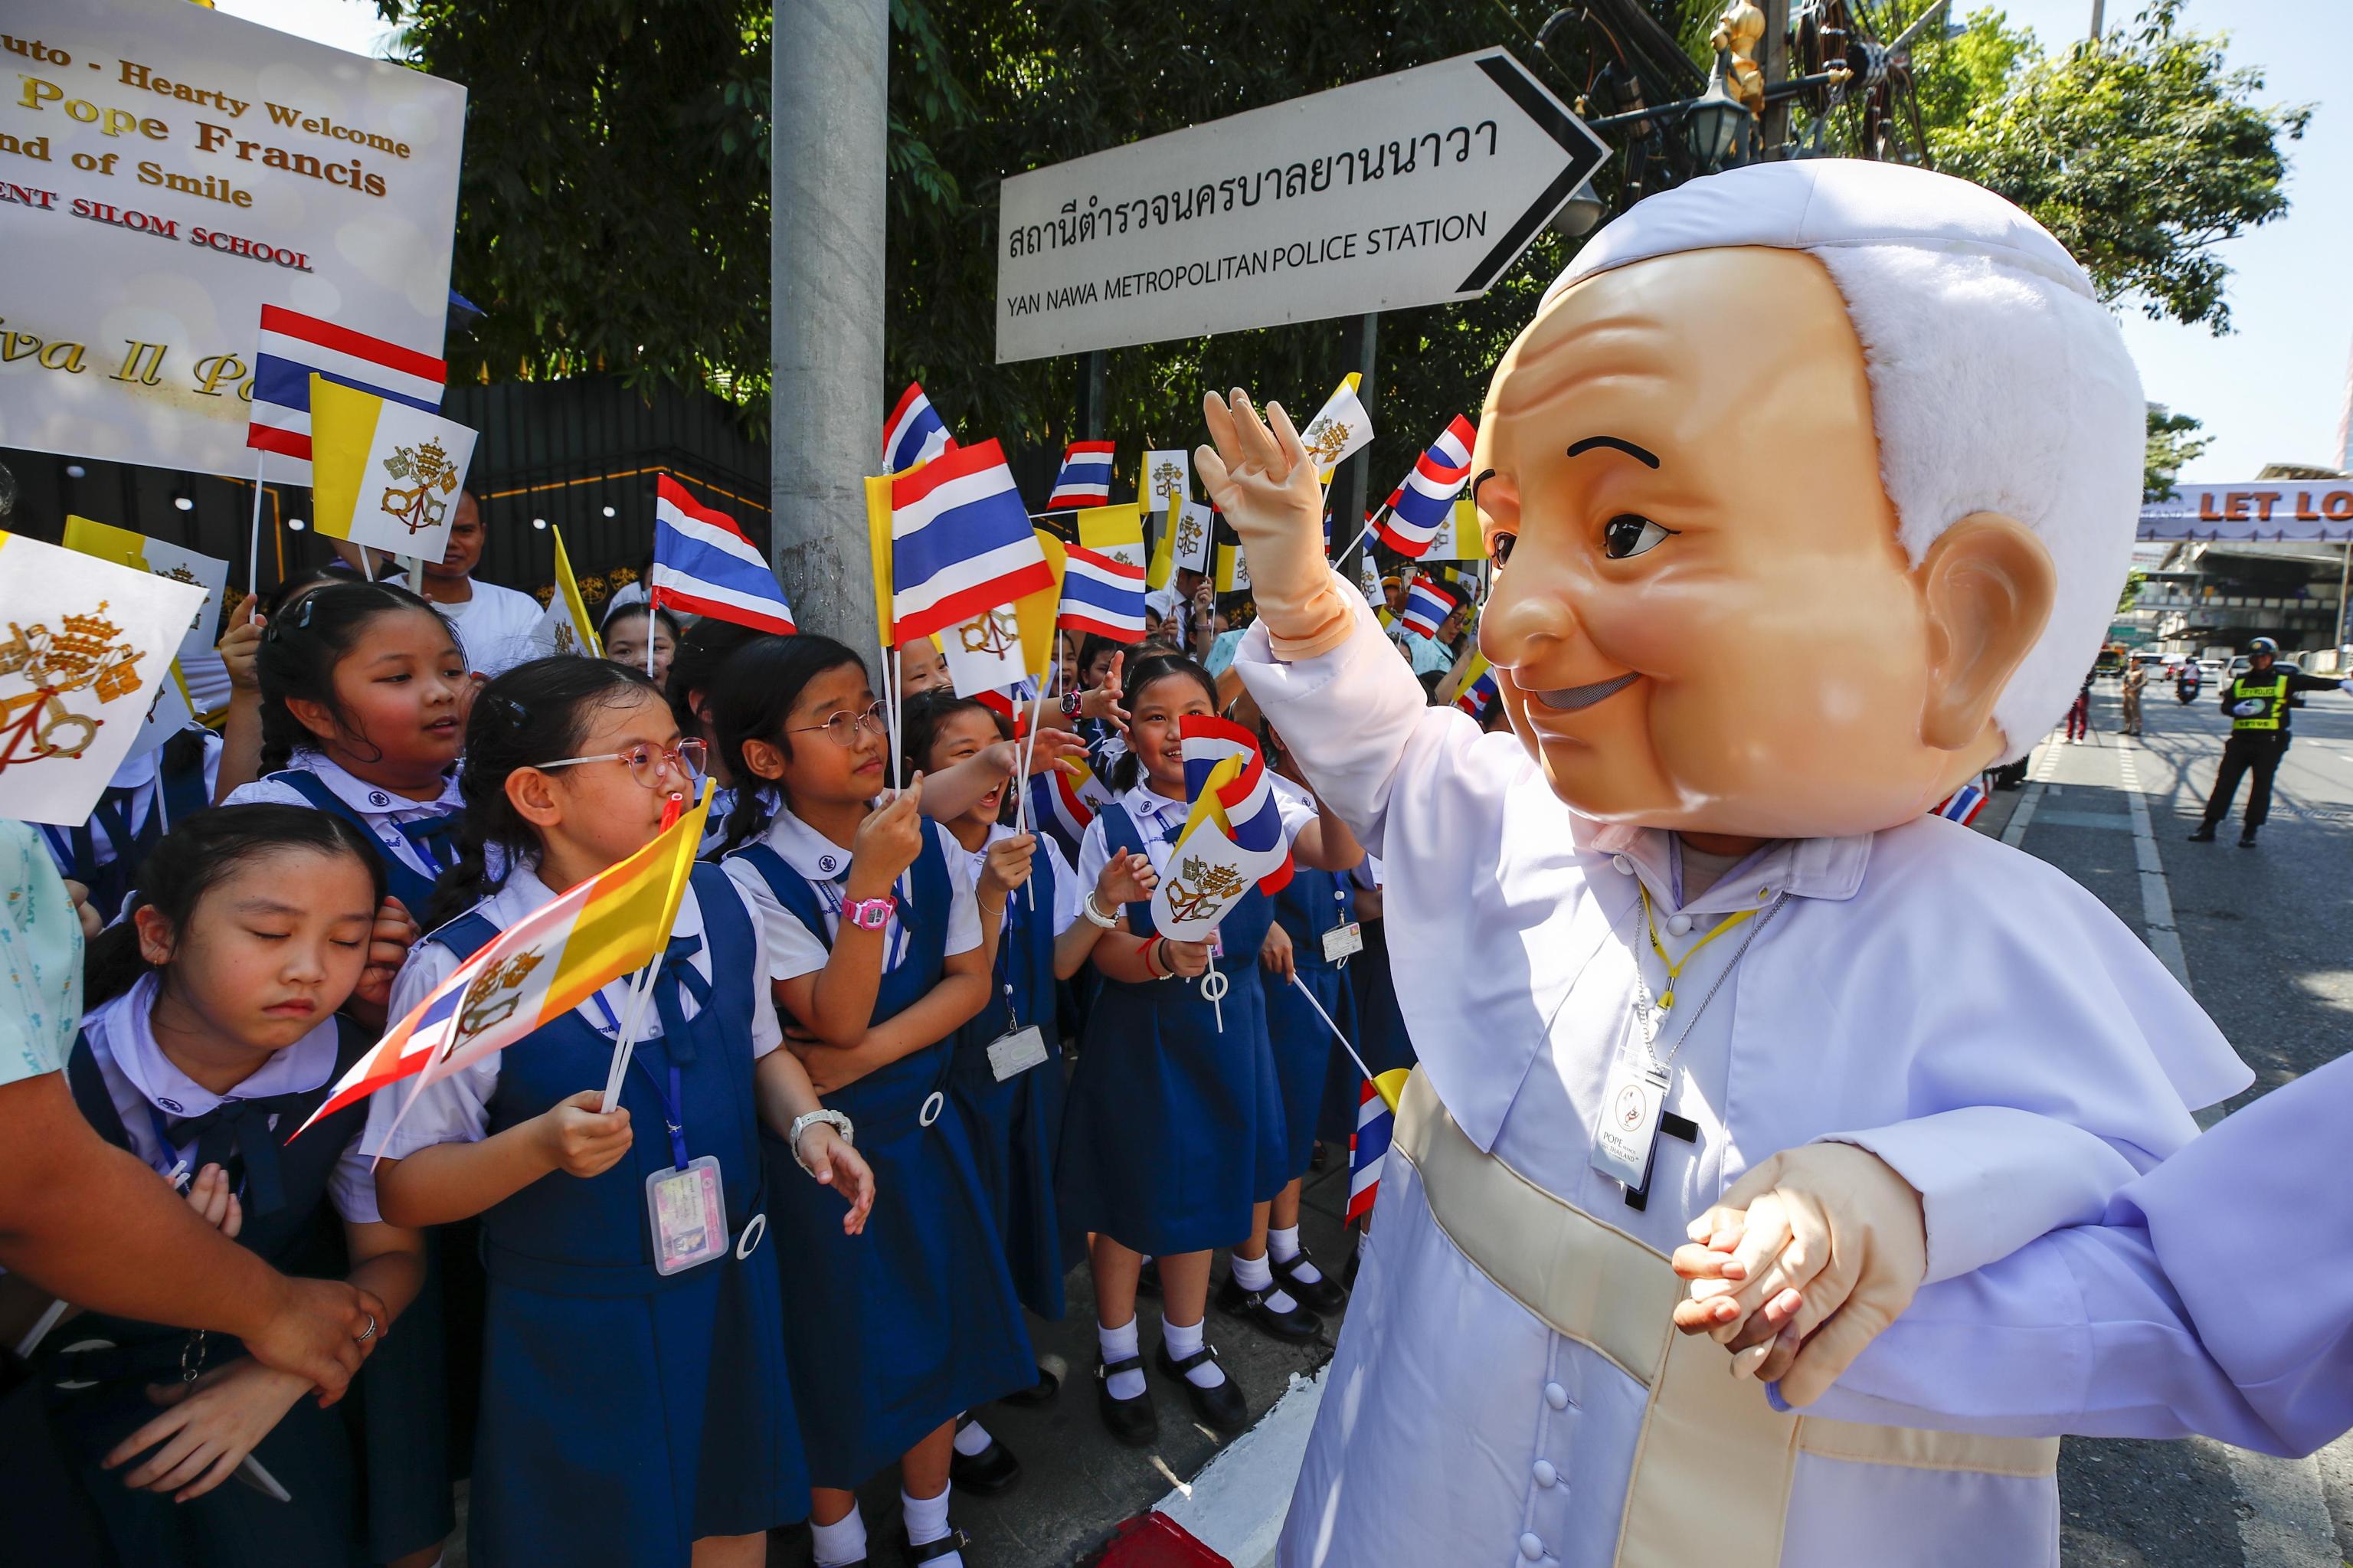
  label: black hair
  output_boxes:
[600,599,683,640]
[1108,652,1218,793]
[84,804,385,1010]
[425,656,664,926]
[665,618,771,741]
[256,581,460,774]
[260,563,362,622]
[710,633,867,851]
[900,687,1009,783]
[1075,633,1133,686]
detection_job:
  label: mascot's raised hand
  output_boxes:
[1196,389,1355,658]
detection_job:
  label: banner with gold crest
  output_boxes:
[0,532,210,826]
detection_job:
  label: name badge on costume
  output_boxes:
[1591,1055,1671,1193]
[646,1155,728,1275]
[987,1024,1049,1082]
[1321,921,1363,962]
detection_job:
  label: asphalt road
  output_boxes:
[1990,676,2353,1568]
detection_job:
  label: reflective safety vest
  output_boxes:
[2231,671,2291,732]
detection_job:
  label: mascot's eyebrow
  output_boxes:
[1469,468,1497,505]
[1566,436,1661,469]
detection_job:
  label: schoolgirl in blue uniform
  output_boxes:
[714,635,1034,1568]
[222,581,470,921]
[37,805,425,1568]
[1058,652,1324,1445]
[366,657,866,1568]
[42,724,221,925]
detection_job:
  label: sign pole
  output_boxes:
[1330,313,1379,590]
[1078,350,1108,442]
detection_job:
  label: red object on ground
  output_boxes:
[1084,1511,1234,1567]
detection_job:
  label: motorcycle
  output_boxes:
[2176,669,2202,704]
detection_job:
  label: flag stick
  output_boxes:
[597,951,667,1115]
[1012,616,1056,911]
[883,635,902,795]
[1332,506,1386,574]
[246,453,267,597]
[1286,970,1382,1089]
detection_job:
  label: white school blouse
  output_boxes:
[1234,588,2250,1568]
[224,752,465,890]
[722,807,982,984]
[359,869,781,1159]
[963,823,1082,938]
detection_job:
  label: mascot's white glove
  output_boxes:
[1668,1143,1926,1406]
[2231,699,2266,718]
[1197,390,1354,661]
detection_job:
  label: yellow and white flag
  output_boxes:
[1301,373,1373,480]
[0,532,209,826]
[529,525,603,659]
[1216,536,1250,595]
[1142,449,1192,513]
[310,375,479,559]
[61,515,230,745]
[1172,500,1214,576]
[1146,498,1178,592]
[1076,503,1147,573]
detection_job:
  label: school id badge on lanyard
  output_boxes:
[983,931,1049,1083]
[1320,879,1362,963]
[591,991,729,1276]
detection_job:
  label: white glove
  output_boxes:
[1196,391,1353,660]
[2231,699,2266,717]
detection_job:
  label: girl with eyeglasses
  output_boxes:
[712,636,1034,1568]
[366,656,872,1568]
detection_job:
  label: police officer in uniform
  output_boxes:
[2188,637,2353,846]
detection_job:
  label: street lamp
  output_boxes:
[1553,175,1606,238]
[1682,52,1755,175]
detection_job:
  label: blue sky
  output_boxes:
[217,0,2345,480]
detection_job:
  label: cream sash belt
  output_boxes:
[1391,1069,2057,1568]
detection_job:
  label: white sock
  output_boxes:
[901,1482,954,1550]
[1229,1250,1299,1313]
[1099,1314,1145,1399]
[810,1505,867,1568]
[1268,1225,1323,1282]
[952,1416,993,1457]
[1163,1312,1226,1388]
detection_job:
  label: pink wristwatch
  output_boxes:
[840,895,895,931]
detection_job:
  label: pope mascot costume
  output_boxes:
[1203,159,2252,1568]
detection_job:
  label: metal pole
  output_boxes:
[771,0,889,658]
[1076,349,1108,442]
[2089,0,2105,41]
[2335,538,2350,656]
[1330,313,1378,591]
[1760,0,1791,155]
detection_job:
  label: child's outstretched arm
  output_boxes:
[373,1092,632,1227]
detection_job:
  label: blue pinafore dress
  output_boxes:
[44,1021,378,1568]
[267,764,466,1558]
[1268,863,1360,1164]
[729,829,1035,1489]
[444,863,805,1566]
[948,840,1074,1319]
[265,767,462,915]
[1058,802,1290,1258]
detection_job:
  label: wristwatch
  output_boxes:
[839,895,895,931]
[787,1108,855,1175]
[1062,688,1085,719]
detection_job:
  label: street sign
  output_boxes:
[994,50,1609,364]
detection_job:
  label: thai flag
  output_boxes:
[246,304,446,477]
[1028,758,1102,863]
[1180,715,1293,895]
[882,382,957,474]
[1374,415,1476,558]
[975,676,1042,737]
[1456,666,1500,719]
[1059,542,1147,640]
[650,475,797,633]
[1180,713,1263,802]
[1046,441,1117,509]
[1398,576,1460,640]
[889,439,1055,644]
[1932,782,1987,827]
[1347,1078,1392,1223]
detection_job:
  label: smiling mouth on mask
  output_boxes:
[1532,671,1639,712]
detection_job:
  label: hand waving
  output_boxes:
[1197,391,1349,647]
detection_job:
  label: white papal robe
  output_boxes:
[1235,593,2250,1568]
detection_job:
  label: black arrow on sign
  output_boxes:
[1456,53,1615,296]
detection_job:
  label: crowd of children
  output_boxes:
[14,539,1480,1568]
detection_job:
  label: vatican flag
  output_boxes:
[529,526,603,659]
[1301,373,1373,481]
[309,375,479,560]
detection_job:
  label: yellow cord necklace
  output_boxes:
[1638,883,1763,1010]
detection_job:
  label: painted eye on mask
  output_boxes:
[1602,514,1677,559]
[1488,532,1517,566]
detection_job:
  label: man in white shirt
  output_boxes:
[418,490,544,679]
[1210,159,2248,1568]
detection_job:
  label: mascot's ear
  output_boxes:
[1916,512,2054,755]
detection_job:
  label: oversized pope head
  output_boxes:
[1474,159,2142,838]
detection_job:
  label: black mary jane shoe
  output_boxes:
[947,1416,1023,1495]
[1216,1273,1322,1341]
[1154,1340,1249,1433]
[897,1526,971,1565]
[1270,1249,1348,1315]
[997,1357,1063,1409]
[1097,1353,1159,1447]
[1136,1258,1163,1298]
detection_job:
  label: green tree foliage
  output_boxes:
[2143,402,2212,501]
[1913,2,2309,333]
